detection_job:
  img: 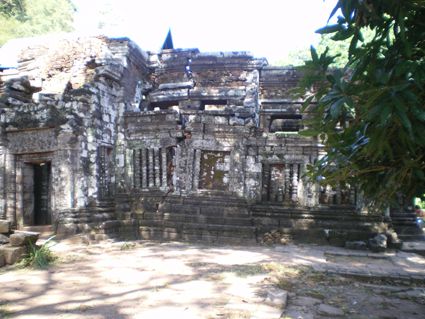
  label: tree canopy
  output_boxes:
[297,0,425,210]
[0,0,75,46]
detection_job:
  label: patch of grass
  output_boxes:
[120,242,137,251]
[188,263,267,278]
[228,264,267,277]
[19,236,57,269]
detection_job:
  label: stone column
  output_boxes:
[148,148,154,188]
[154,148,161,187]
[291,164,299,203]
[284,165,291,201]
[192,149,202,191]
[0,146,5,220]
[141,148,148,189]
[5,152,16,225]
[133,149,140,189]
[161,148,167,190]
[15,160,23,227]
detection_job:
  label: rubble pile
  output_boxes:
[0,220,40,267]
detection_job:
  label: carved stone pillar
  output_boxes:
[148,148,154,188]
[284,165,291,201]
[154,148,161,187]
[141,148,148,188]
[291,164,299,203]
[133,149,140,189]
[161,148,167,189]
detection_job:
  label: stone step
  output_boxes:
[142,212,254,226]
[139,226,257,245]
[400,240,425,256]
[157,204,251,219]
[138,220,256,236]
[20,225,54,240]
[21,225,53,233]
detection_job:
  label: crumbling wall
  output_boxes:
[0,35,371,244]
[0,35,149,229]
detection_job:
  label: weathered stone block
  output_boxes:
[345,240,368,250]
[9,231,39,247]
[0,220,10,234]
[368,233,387,252]
[0,245,27,265]
[318,303,344,317]
[0,234,9,244]
[265,287,288,308]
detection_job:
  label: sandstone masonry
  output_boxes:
[0,35,387,244]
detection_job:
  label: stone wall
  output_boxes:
[0,36,149,231]
[0,35,384,244]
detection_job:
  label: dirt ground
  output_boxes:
[0,237,424,319]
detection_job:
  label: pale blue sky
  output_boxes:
[72,0,338,63]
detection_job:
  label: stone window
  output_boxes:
[262,163,300,203]
[199,151,230,190]
[269,114,302,132]
[133,147,174,190]
[319,184,355,205]
[200,99,227,111]
[98,146,113,199]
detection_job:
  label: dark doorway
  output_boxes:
[33,162,51,225]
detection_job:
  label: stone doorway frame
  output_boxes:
[15,152,54,228]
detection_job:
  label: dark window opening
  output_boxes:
[269,114,302,132]
[166,147,176,189]
[149,100,179,110]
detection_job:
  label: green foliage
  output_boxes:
[296,0,425,210]
[273,48,311,66]
[19,236,57,269]
[0,0,75,46]
[415,197,425,210]
[120,242,137,250]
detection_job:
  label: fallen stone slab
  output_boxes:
[0,234,9,244]
[345,240,367,250]
[9,231,39,247]
[284,308,314,319]
[400,241,425,257]
[292,296,322,307]
[0,245,27,264]
[369,234,387,252]
[264,287,288,309]
[0,220,10,234]
[317,303,344,317]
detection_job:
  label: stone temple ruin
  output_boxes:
[0,35,395,245]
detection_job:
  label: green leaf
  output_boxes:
[393,96,412,133]
[330,98,345,119]
[332,28,355,41]
[302,95,315,109]
[310,45,319,63]
[316,24,343,34]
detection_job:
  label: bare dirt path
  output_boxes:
[0,238,424,318]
